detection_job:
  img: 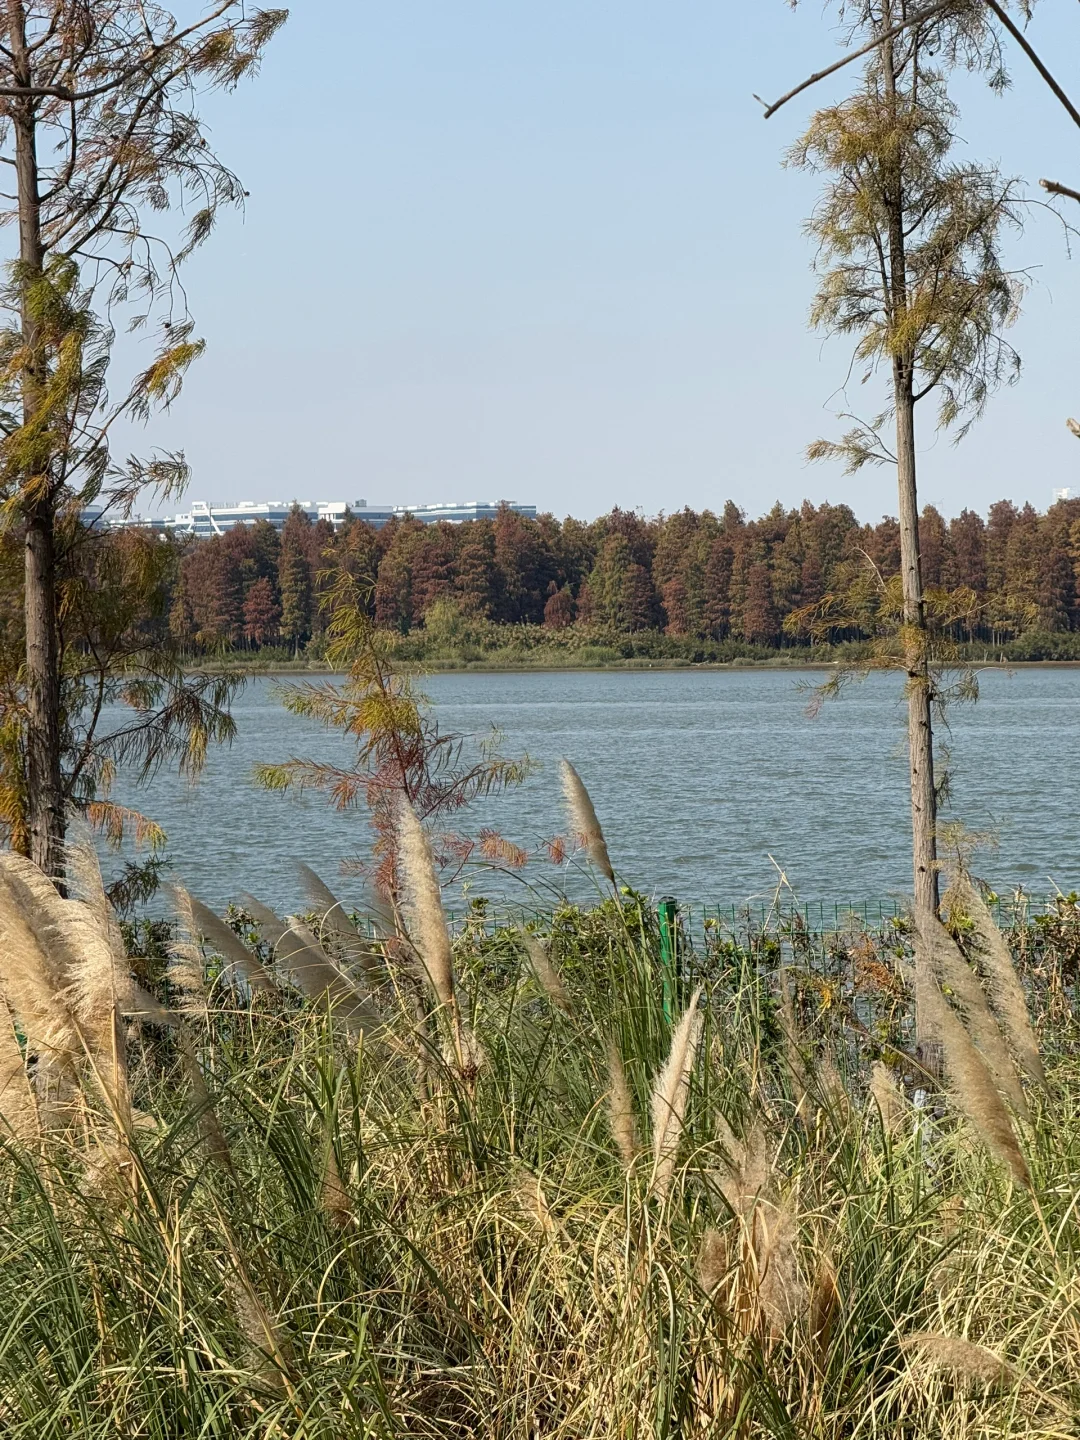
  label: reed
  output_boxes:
[917,912,1025,1115]
[187,894,278,994]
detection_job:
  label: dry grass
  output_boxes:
[0,821,1073,1436]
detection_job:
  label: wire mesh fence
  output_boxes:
[438,892,1060,939]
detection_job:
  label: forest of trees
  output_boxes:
[155,496,1080,657]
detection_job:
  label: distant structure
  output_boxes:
[1053,487,1071,504]
[167,499,359,538]
[92,497,536,536]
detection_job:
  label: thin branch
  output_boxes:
[980,0,1080,133]
[1040,178,1080,205]
[758,0,955,119]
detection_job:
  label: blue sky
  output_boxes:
[125,1,1080,522]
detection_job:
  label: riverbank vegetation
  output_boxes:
[90,492,1080,670]
[0,781,1076,1437]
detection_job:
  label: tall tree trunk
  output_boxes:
[894,370,938,921]
[9,0,64,874]
[880,19,939,924]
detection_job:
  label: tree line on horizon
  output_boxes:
[161,495,1080,652]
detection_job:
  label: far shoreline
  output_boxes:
[187,657,1080,677]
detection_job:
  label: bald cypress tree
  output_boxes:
[0,1,285,873]
[789,0,1021,920]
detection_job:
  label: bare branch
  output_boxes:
[760,0,956,120]
[1040,178,1080,206]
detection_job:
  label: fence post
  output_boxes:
[657,896,678,1023]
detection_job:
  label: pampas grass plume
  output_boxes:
[520,930,572,1016]
[559,760,615,884]
[650,987,704,1199]
[917,913,1025,1116]
[869,1061,907,1139]
[168,886,208,1020]
[607,1039,637,1173]
[899,1332,1017,1390]
[396,802,455,1009]
[187,895,277,994]
[955,873,1045,1088]
[0,1003,38,1143]
[296,862,383,983]
[915,965,1030,1188]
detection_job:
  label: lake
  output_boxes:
[105,667,1080,917]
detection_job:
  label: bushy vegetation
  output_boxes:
[0,799,1077,1437]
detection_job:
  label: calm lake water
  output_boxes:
[106,667,1080,916]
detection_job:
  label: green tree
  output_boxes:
[789,0,1021,921]
[0,1,284,873]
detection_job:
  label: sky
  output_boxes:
[117,1,1080,524]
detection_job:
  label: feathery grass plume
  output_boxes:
[954,872,1045,1089]
[63,812,160,1029]
[276,922,382,1035]
[515,1169,557,1239]
[320,1136,353,1230]
[698,1228,727,1295]
[810,1255,839,1354]
[714,1123,770,1218]
[64,812,129,974]
[395,801,455,1010]
[227,1267,293,1395]
[914,967,1030,1187]
[650,987,704,1200]
[178,1029,232,1172]
[167,886,208,1020]
[238,893,289,948]
[607,1039,638,1172]
[0,865,79,1073]
[559,759,615,884]
[917,913,1026,1117]
[0,1002,38,1143]
[899,1332,1018,1391]
[0,857,135,1127]
[296,862,384,984]
[753,1196,804,1339]
[519,929,572,1016]
[869,1061,907,1139]
[187,894,277,994]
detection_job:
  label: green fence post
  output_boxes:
[657,896,678,1023]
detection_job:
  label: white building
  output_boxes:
[98,497,537,536]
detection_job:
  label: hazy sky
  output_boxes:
[123,1,1080,523]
